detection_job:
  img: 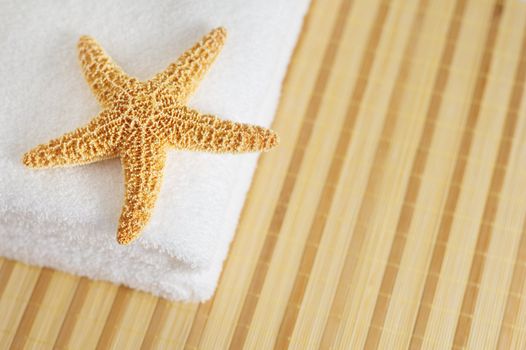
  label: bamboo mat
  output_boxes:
[2,0,526,348]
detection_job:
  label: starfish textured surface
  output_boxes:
[22,28,279,245]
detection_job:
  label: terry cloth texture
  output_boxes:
[0,0,310,301]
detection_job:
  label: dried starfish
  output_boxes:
[23,28,279,244]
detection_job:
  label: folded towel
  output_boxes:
[0,0,309,301]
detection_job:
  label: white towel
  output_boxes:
[0,0,309,301]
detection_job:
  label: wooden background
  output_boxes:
[2,0,526,348]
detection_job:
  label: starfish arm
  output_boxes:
[151,27,227,101]
[117,146,166,244]
[78,36,136,107]
[22,111,120,168]
[161,106,279,153]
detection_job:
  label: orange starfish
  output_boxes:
[23,28,279,244]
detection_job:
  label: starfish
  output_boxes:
[23,28,279,245]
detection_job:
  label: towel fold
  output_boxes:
[0,0,309,301]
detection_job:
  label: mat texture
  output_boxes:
[2,0,526,348]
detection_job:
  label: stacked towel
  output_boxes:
[0,0,310,301]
